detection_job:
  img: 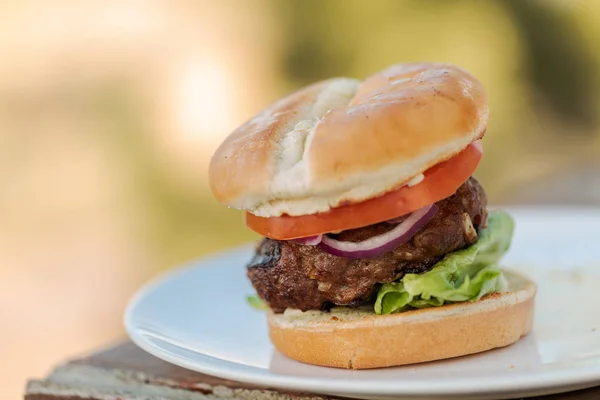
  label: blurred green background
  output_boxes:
[1,0,599,397]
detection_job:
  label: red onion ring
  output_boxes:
[386,215,407,225]
[318,204,438,259]
[291,235,323,245]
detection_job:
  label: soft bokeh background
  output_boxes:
[2,0,600,397]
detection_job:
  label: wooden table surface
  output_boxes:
[25,341,600,400]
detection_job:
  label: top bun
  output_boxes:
[209,63,488,218]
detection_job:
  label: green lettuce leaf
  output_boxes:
[374,210,514,315]
[247,295,269,311]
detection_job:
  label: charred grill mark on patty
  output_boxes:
[247,239,281,270]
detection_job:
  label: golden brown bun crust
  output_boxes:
[267,270,535,369]
[209,63,489,217]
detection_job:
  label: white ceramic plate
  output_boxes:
[125,207,600,400]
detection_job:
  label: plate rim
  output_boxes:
[125,206,600,397]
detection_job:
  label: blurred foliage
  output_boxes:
[502,0,598,130]
[276,0,358,86]
[278,0,599,131]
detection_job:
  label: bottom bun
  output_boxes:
[268,270,536,369]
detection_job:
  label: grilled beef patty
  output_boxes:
[247,177,488,313]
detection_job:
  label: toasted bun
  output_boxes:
[268,270,535,369]
[209,63,488,217]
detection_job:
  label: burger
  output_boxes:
[208,62,536,369]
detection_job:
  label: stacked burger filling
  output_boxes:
[247,178,514,314]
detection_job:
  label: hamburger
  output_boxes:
[209,62,536,369]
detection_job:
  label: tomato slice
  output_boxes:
[245,142,483,239]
